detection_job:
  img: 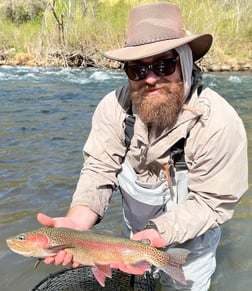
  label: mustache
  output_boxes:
[131,82,183,96]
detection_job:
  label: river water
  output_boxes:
[0,66,251,291]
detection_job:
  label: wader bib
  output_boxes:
[117,82,221,289]
[118,156,188,233]
[118,157,221,291]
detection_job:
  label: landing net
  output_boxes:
[30,266,156,291]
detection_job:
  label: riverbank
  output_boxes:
[0,48,251,72]
[1,1,251,73]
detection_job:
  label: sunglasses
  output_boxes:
[124,55,179,81]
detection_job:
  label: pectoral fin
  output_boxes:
[33,259,42,269]
[49,244,73,252]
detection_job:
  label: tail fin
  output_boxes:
[159,263,186,285]
[160,248,190,285]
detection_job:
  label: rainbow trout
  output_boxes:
[6,227,190,286]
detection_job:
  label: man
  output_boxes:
[38,2,248,290]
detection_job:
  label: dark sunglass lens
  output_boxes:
[125,65,148,81]
[137,65,148,80]
[153,58,177,76]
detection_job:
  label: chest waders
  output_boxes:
[118,139,188,234]
[117,85,221,290]
[118,84,207,234]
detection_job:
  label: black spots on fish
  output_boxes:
[41,227,72,245]
[167,248,190,265]
[150,248,190,285]
[150,248,170,265]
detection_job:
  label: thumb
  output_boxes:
[37,213,54,227]
[132,229,167,248]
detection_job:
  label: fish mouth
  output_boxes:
[6,238,73,258]
[6,239,54,258]
[6,240,38,257]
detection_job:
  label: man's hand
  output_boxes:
[37,213,83,230]
[37,213,78,266]
[37,205,99,267]
[131,229,167,248]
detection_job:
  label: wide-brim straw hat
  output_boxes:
[103,2,212,62]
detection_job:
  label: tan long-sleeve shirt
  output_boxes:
[71,84,248,245]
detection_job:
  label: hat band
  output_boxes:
[124,34,183,47]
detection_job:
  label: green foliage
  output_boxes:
[96,0,129,32]
[0,0,251,63]
[0,18,41,51]
[1,0,46,24]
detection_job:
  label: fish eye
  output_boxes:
[17,233,26,240]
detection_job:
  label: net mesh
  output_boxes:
[30,266,156,291]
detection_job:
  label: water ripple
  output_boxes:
[0,67,251,291]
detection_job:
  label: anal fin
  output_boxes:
[92,264,112,287]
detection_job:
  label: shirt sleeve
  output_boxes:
[70,90,127,217]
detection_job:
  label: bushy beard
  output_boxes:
[130,82,184,130]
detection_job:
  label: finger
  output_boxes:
[62,253,73,266]
[44,257,55,264]
[131,232,144,241]
[37,213,54,227]
[151,237,167,248]
[54,251,66,265]
[131,229,167,248]
[72,261,80,268]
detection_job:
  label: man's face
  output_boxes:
[127,50,184,130]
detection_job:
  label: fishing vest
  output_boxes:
[118,84,204,234]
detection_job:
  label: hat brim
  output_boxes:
[103,34,212,62]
